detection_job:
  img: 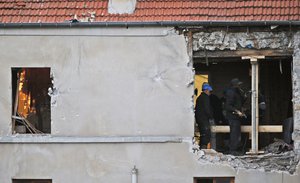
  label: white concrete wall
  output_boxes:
[0,143,299,183]
[0,143,235,183]
[0,27,299,183]
[0,27,194,137]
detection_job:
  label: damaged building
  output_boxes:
[0,0,300,183]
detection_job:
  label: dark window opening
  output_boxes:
[12,179,52,183]
[194,57,293,153]
[194,177,234,183]
[12,68,52,134]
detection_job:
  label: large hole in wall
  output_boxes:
[11,68,52,134]
[194,57,293,153]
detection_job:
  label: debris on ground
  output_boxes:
[195,142,299,174]
[264,138,293,154]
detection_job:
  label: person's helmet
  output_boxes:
[202,83,213,91]
[231,78,243,87]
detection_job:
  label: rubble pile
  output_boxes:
[195,143,299,174]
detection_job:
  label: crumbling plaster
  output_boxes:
[193,31,291,51]
[292,31,300,155]
[191,29,300,175]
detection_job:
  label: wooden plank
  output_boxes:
[12,75,20,134]
[246,150,265,155]
[193,49,293,59]
[211,125,282,133]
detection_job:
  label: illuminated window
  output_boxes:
[12,68,52,134]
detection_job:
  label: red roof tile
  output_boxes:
[0,0,299,23]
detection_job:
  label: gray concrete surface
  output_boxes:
[0,27,194,137]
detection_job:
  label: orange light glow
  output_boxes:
[17,69,31,118]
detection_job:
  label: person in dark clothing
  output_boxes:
[224,78,246,155]
[210,94,225,125]
[195,83,214,149]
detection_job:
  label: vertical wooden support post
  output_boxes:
[12,72,20,134]
[251,60,259,153]
[242,56,264,154]
[187,30,193,64]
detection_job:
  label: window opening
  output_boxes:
[194,177,235,183]
[12,179,52,183]
[194,57,293,154]
[12,68,52,134]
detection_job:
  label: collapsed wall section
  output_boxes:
[292,31,300,155]
[191,28,300,174]
[193,31,290,51]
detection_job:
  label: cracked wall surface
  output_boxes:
[0,27,299,182]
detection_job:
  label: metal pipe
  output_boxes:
[131,166,138,183]
[0,21,299,28]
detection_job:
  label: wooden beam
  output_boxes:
[193,49,293,58]
[242,55,265,61]
[211,125,282,133]
[12,75,20,134]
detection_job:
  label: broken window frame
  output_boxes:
[11,67,52,135]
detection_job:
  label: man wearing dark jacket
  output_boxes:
[195,83,214,149]
[225,78,246,155]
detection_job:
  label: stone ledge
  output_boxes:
[0,135,192,144]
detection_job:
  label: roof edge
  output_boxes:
[0,21,300,28]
